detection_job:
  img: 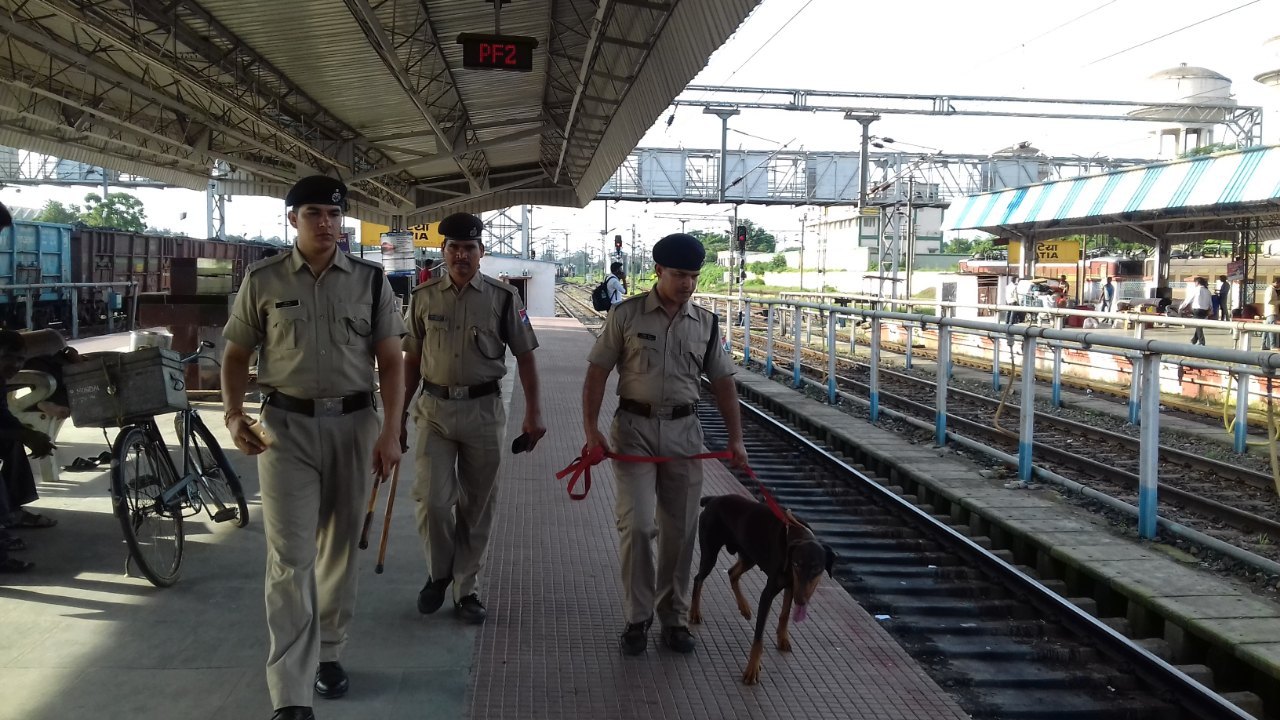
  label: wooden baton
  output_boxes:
[375,463,400,574]
[358,470,382,550]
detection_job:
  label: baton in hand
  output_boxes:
[359,470,382,550]
[375,463,400,574]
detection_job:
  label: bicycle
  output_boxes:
[106,341,249,587]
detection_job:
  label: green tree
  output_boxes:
[34,200,81,224]
[79,192,147,232]
[748,260,770,278]
[692,229,728,259]
[769,253,788,271]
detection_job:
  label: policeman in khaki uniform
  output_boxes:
[403,212,545,625]
[582,233,748,656]
[221,176,406,720]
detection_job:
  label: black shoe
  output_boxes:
[661,625,696,654]
[417,576,451,615]
[619,617,652,656]
[454,594,487,625]
[314,661,348,699]
[271,708,315,720]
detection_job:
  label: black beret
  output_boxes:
[285,175,347,210]
[652,233,705,271]
[438,212,484,241]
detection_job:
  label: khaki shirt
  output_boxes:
[223,247,406,398]
[402,272,538,385]
[587,288,734,406]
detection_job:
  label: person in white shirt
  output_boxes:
[1178,276,1213,345]
[606,262,627,306]
[1264,278,1280,350]
[1004,275,1022,323]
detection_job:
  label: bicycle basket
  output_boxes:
[65,347,188,428]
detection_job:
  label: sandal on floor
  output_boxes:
[6,510,57,529]
[0,557,34,573]
[65,457,101,472]
[0,534,26,552]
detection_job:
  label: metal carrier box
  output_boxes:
[64,347,188,428]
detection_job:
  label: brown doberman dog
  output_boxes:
[690,494,835,685]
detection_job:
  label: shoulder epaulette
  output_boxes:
[413,275,446,292]
[481,276,520,296]
[245,252,290,275]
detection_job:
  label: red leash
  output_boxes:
[556,445,788,524]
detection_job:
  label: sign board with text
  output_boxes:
[1008,240,1082,265]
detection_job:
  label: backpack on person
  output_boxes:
[591,280,612,311]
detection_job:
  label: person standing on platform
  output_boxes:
[1178,276,1213,345]
[581,232,748,656]
[403,212,545,626]
[1058,274,1071,302]
[607,262,628,307]
[1264,278,1280,350]
[1005,276,1022,323]
[221,176,406,720]
[1100,277,1115,313]
[1217,275,1230,321]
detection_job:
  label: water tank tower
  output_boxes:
[981,142,1051,191]
[1255,35,1280,87]
[1130,63,1236,157]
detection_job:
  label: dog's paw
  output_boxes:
[776,635,792,652]
[690,609,702,625]
[741,664,761,685]
[736,601,753,620]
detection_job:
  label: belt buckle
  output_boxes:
[449,386,468,400]
[316,397,344,417]
[656,406,674,420]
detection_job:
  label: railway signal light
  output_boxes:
[614,234,623,251]
[736,225,747,253]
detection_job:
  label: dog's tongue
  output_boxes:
[793,603,808,623]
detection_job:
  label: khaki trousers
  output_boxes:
[412,392,506,599]
[258,405,378,709]
[610,410,704,628]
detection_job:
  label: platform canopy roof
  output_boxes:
[945,145,1280,245]
[0,0,761,225]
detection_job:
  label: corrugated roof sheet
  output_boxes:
[945,146,1280,232]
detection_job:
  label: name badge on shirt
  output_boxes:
[637,333,656,341]
[274,300,300,308]
[428,314,447,322]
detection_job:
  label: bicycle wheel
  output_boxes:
[185,413,250,528]
[110,426,184,587]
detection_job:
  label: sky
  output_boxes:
[2,0,1278,255]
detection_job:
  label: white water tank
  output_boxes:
[982,142,1051,191]
[1255,35,1280,87]
[1132,63,1236,156]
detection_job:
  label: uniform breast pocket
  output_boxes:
[473,327,506,360]
[268,306,307,350]
[623,337,659,374]
[338,302,373,346]
[682,338,707,376]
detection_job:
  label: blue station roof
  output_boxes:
[945,145,1280,242]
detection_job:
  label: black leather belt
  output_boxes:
[421,380,500,401]
[266,391,374,417]
[619,398,695,419]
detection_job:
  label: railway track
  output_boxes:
[739,330,1280,567]
[700,396,1253,720]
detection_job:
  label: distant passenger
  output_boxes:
[1264,278,1280,350]
[1005,276,1023,324]
[1057,275,1070,301]
[1178,277,1212,345]
[606,262,627,307]
[1216,275,1229,321]
[1100,277,1115,313]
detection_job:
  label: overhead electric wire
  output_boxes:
[983,1,1119,63]
[712,0,817,87]
[1085,0,1261,66]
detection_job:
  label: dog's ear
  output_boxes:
[824,545,836,577]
